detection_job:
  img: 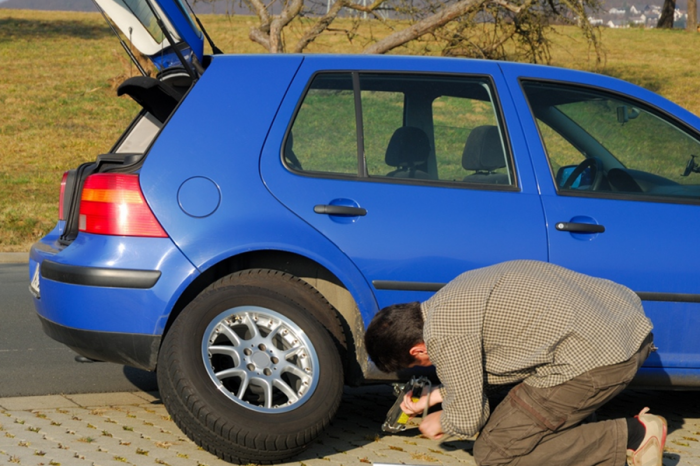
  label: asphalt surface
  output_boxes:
[0,259,157,397]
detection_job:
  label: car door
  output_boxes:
[503,63,700,381]
[260,56,548,311]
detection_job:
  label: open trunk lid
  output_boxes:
[94,0,205,75]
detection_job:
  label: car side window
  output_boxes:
[523,81,700,200]
[360,89,405,177]
[285,72,514,187]
[286,74,358,175]
[432,95,508,183]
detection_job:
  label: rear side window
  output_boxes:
[285,72,514,187]
[432,95,503,182]
[286,74,357,175]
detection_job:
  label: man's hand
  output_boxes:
[419,411,444,440]
[400,389,428,416]
[400,386,444,417]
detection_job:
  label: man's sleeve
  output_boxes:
[428,334,490,438]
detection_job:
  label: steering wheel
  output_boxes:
[562,157,604,191]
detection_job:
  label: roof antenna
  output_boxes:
[182,0,223,54]
[90,0,148,77]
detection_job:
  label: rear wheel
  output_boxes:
[157,269,344,464]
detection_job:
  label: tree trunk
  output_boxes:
[657,0,676,28]
[688,0,697,31]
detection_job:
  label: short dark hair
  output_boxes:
[364,302,425,373]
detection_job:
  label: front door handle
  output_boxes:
[314,205,367,216]
[555,222,605,233]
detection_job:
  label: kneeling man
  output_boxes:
[365,260,665,466]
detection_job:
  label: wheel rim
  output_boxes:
[201,306,321,413]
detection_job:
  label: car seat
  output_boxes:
[462,125,509,184]
[385,126,431,179]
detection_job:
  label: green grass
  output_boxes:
[2,8,700,250]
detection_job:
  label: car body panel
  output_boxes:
[500,63,700,372]
[31,233,198,335]
[261,56,549,311]
[139,55,383,322]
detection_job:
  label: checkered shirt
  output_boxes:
[421,260,652,438]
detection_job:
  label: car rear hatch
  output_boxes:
[57,0,210,246]
[94,0,205,77]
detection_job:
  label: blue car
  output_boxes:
[29,0,700,462]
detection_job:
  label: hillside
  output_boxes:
[0,0,693,14]
[1,9,700,251]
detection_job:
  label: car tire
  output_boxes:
[157,269,344,464]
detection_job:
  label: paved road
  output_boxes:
[1,387,700,466]
[0,263,157,397]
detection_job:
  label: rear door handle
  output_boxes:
[555,222,605,233]
[314,205,367,216]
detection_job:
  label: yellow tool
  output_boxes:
[382,376,431,433]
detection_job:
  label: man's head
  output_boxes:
[364,301,428,373]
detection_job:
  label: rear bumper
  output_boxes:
[30,231,199,368]
[38,314,160,371]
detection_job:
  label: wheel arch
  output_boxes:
[162,250,369,385]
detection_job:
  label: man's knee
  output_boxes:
[471,400,546,466]
[473,435,510,466]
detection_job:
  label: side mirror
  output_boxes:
[556,164,592,189]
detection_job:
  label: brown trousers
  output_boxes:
[473,334,654,466]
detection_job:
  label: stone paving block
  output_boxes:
[1,387,700,466]
[0,394,79,411]
[67,392,152,408]
[132,390,161,404]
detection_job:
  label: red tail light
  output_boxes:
[79,173,167,237]
[58,172,68,221]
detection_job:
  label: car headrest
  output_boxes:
[385,127,430,168]
[462,125,506,172]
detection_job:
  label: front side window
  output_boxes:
[523,81,700,201]
[285,72,514,187]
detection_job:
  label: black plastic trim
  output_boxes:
[42,260,161,289]
[637,292,700,303]
[555,222,605,233]
[374,280,700,303]
[37,315,160,371]
[373,280,445,292]
[314,205,367,216]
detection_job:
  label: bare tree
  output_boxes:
[657,0,675,28]
[195,0,602,63]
